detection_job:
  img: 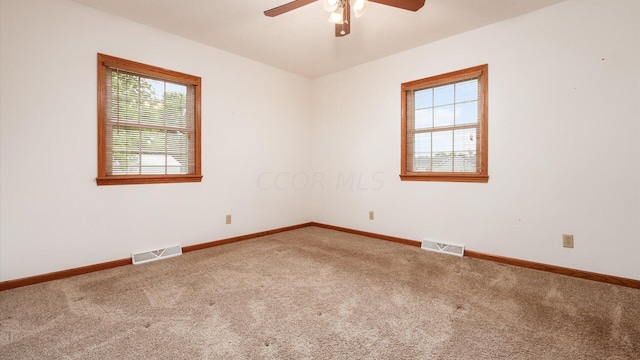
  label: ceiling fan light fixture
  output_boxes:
[320,0,339,12]
[328,7,345,24]
[351,0,369,18]
[265,0,426,37]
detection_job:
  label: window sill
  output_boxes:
[400,173,489,183]
[96,175,203,186]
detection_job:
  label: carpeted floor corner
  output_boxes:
[1,226,639,359]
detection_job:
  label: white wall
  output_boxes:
[2,0,638,283]
[0,0,312,281]
[310,0,640,280]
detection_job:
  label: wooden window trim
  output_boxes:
[96,54,202,186]
[400,64,488,183]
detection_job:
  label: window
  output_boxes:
[97,54,202,185]
[401,64,488,183]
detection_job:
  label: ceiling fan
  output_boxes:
[264,0,425,37]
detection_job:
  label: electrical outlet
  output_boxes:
[562,234,574,248]
[369,211,374,220]
[226,215,232,225]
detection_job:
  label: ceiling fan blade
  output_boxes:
[335,2,351,37]
[264,0,316,17]
[369,0,425,11]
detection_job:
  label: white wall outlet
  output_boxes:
[226,214,232,225]
[369,211,374,220]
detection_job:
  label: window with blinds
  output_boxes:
[97,54,202,185]
[401,64,488,183]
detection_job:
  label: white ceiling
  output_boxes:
[70,0,566,78]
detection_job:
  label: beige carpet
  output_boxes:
[1,226,639,359]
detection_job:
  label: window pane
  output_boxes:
[140,128,164,155]
[111,128,128,175]
[118,73,138,99]
[165,85,187,128]
[139,100,161,126]
[139,79,163,127]
[112,73,141,124]
[414,133,431,172]
[453,128,477,172]
[167,131,189,174]
[455,101,478,125]
[453,128,476,153]
[434,105,454,127]
[111,127,141,175]
[434,84,454,106]
[414,133,431,154]
[145,78,163,98]
[455,79,478,102]
[415,89,432,108]
[432,130,453,172]
[415,108,432,129]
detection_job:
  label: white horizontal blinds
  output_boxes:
[408,77,481,173]
[406,89,416,172]
[105,67,194,175]
[185,84,195,174]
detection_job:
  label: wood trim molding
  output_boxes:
[310,222,640,289]
[309,222,422,247]
[96,175,203,186]
[181,223,312,252]
[0,223,314,291]
[463,250,640,289]
[2,222,637,291]
[0,258,132,292]
[399,174,489,183]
